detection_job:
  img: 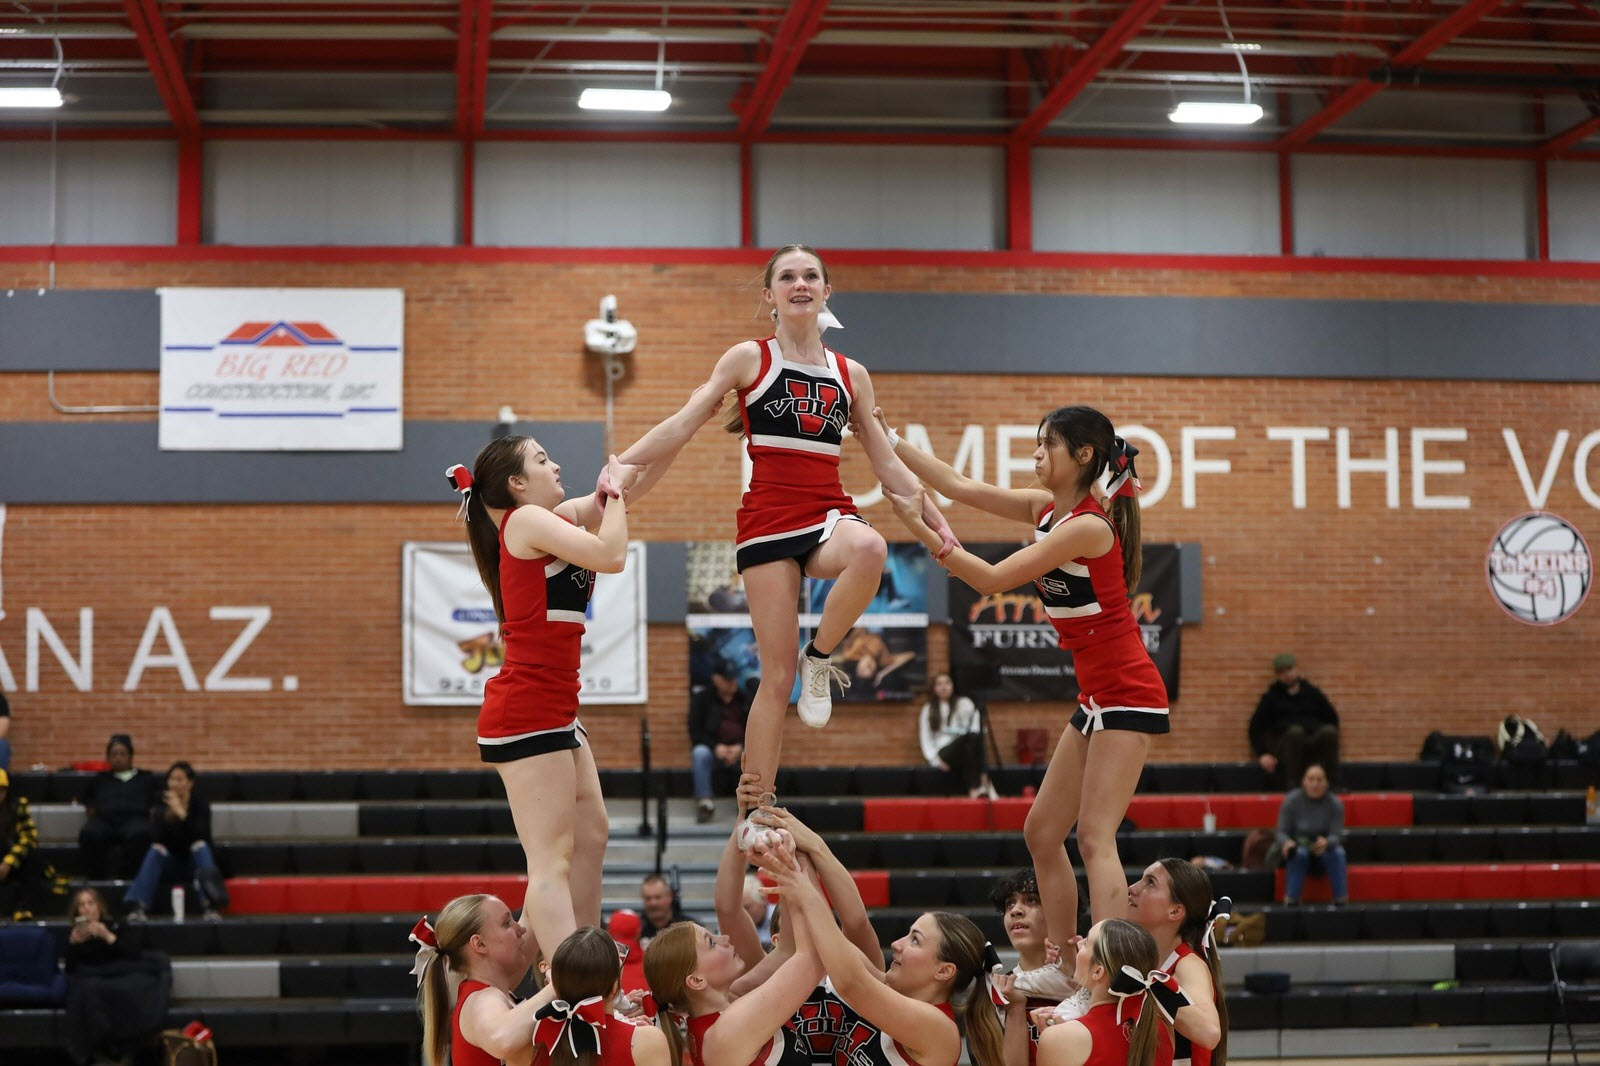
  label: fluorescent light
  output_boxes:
[0,86,63,108]
[1168,101,1263,125]
[578,88,671,112]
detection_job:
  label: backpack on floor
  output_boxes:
[1420,731,1495,793]
[1497,715,1550,788]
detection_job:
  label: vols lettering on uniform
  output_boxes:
[764,380,845,437]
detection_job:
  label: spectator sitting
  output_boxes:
[918,672,995,798]
[62,887,172,1066]
[0,687,11,772]
[638,873,688,950]
[689,659,749,823]
[2,767,70,920]
[123,761,228,922]
[1249,653,1341,788]
[1276,763,1348,905]
[77,734,162,880]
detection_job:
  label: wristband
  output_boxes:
[883,424,900,448]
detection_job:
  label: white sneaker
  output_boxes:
[1047,986,1093,1023]
[796,649,849,727]
[1013,960,1080,1001]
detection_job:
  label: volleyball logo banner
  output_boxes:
[159,287,404,451]
[1486,512,1592,626]
[947,543,1182,702]
[402,541,648,706]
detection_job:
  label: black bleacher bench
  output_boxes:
[10,760,1595,805]
[0,998,421,1053]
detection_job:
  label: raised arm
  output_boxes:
[758,804,885,971]
[885,490,1112,598]
[871,405,1050,527]
[714,825,767,970]
[617,343,760,468]
[759,845,959,1066]
[510,483,630,574]
[845,362,958,557]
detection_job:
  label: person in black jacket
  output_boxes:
[77,734,162,879]
[122,761,228,921]
[1249,653,1341,788]
[62,886,171,1066]
[688,660,749,823]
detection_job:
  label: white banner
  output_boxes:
[402,541,648,707]
[159,287,404,451]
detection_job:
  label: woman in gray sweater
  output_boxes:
[1276,763,1348,904]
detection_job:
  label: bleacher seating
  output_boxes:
[2,758,1597,1063]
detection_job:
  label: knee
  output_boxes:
[856,533,888,570]
[153,844,169,856]
[1075,825,1116,864]
[1022,810,1064,854]
[760,656,797,693]
[1281,725,1308,741]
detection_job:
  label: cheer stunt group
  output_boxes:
[419,245,1229,1066]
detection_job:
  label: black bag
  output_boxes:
[1497,716,1549,788]
[1550,729,1580,760]
[1421,731,1495,793]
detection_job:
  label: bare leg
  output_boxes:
[1077,729,1151,924]
[803,522,888,654]
[1024,726,1089,947]
[740,559,804,806]
[496,750,579,950]
[568,733,609,929]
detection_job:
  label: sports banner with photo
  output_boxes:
[159,287,404,451]
[948,542,1181,702]
[684,541,933,703]
[402,540,647,706]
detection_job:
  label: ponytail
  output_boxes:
[721,391,746,437]
[656,1012,688,1066]
[1111,494,1142,593]
[419,949,452,1066]
[464,489,505,623]
[454,436,533,624]
[959,982,1006,1066]
[1125,1000,1162,1066]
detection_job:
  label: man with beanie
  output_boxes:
[77,734,161,880]
[1249,654,1341,788]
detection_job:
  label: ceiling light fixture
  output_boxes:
[1169,0,1263,127]
[579,15,672,113]
[578,87,671,111]
[0,85,62,108]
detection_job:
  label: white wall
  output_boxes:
[755,144,1003,250]
[1547,162,1600,262]
[1292,155,1534,259]
[1033,148,1279,254]
[474,143,739,247]
[206,141,459,245]
[0,142,175,244]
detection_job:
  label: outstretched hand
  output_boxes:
[604,454,640,500]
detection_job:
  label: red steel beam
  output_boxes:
[122,0,199,136]
[454,0,491,136]
[1539,111,1600,157]
[736,0,829,138]
[1010,0,1167,144]
[1279,0,1505,149]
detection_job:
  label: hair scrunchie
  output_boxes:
[531,996,608,1058]
[445,464,474,521]
[1105,436,1142,500]
[979,940,1009,1006]
[407,916,439,987]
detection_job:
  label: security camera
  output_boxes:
[585,294,637,357]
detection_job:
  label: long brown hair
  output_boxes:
[641,922,696,1066]
[418,894,493,1066]
[462,436,532,622]
[723,244,833,437]
[929,912,1005,1066]
[1157,859,1229,1066]
[546,927,624,1066]
[1038,405,1143,591]
[1092,919,1163,1066]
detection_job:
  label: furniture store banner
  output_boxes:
[402,541,648,706]
[948,543,1181,702]
[159,287,404,451]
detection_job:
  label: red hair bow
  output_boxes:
[407,916,439,986]
[445,464,474,519]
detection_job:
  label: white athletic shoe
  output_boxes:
[1013,961,1081,1002]
[796,650,850,728]
[1047,986,1093,1023]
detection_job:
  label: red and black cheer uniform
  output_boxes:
[733,337,866,573]
[689,1010,813,1066]
[791,981,957,1066]
[1159,943,1217,1066]
[1069,999,1173,1066]
[1020,993,1057,1066]
[531,1015,642,1066]
[1033,497,1169,737]
[452,979,514,1066]
[477,507,596,762]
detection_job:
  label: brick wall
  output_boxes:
[2,255,1597,772]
